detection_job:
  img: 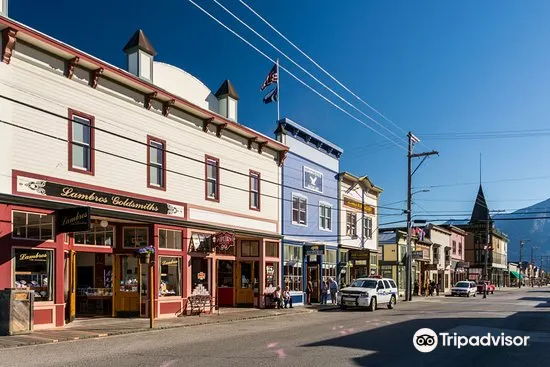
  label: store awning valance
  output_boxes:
[510,271,524,279]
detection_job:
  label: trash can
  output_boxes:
[0,289,34,336]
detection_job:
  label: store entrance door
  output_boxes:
[307,264,320,303]
[235,261,255,306]
[113,255,140,317]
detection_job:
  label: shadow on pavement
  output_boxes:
[302,311,550,367]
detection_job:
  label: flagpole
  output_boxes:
[276,58,280,121]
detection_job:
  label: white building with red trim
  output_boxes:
[0,13,287,329]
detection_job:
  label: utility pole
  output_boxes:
[518,240,525,288]
[531,246,539,287]
[405,132,438,302]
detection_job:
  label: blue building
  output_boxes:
[275,118,343,305]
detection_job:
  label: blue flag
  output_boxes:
[263,86,278,104]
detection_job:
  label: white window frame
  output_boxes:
[71,115,92,171]
[206,157,219,200]
[158,228,183,251]
[303,166,323,193]
[318,201,332,232]
[363,216,373,240]
[346,212,357,237]
[249,171,260,210]
[291,193,308,227]
[11,211,54,241]
[149,140,164,187]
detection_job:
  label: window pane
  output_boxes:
[14,249,53,301]
[135,228,148,247]
[207,161,217,178]
[149,142,163,165]
[159,229,167,248]
[251,175,258,191]
[174,231,182,249]
[13,211,27,238]
[149,166,160,186]
[207,181,216,197]
[40,215,53,240]
[72,144,89,169]
[299,210,306,224]
[72,117,90,143]
[27,213,40,239]
[159,257,181,297]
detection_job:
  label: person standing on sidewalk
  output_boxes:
[329,277,338,305]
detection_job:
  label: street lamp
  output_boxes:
[531,246,539,287]
[519,239,530,288]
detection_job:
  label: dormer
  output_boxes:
[215,80,239,121]
[0,0,8,17]
[123,29,157,83]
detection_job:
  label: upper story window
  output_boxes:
[249,171,260,211]
[147,136,166,190]
[363,217,373,239]
[458,242,463,256]
[68,109,95,175]
[12,211,54,241]
[205,156,220,202]
[319,203,332,231]
[452,240,457,254]
[346,212,357,237]
[292,194,307,225]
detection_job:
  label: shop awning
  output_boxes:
[510,271,524,279]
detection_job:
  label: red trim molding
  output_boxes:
[0,17,288,153]
[204,155,220,203]
[67,108,95,176]
[146,135,167,191]
[2,28,17,64]
[249,170,261,212]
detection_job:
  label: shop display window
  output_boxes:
[191,258,209,291]
[241,240,259,257]
[12,211,54,241]
[265,241,279,258]
[14,248,53,301]
[217,260,234,288]
[74,225,115,246]
[322,249,337,283]
[159,229,182,250]
[159,256,182,297]
[265,263,279,288]
[120,256,139,292]
[123,227,149,248]
[283,245,302,291]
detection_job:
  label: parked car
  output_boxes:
[477,280,495,294]
[339,277,398,311]
[450,281,477,297]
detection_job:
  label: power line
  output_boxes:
[186,0,408,152]
[415,173,550,189]
[210,0,409,148]
[0,93,404,211]
[238,0,416,143]
[0,117,405,215]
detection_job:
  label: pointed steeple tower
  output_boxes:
[470,185,490,224]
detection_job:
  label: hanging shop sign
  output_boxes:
[213,232,235,251]
[16,175,185,218]
[343,197,375,214]
[189,233,212,253]
[412,250,424,260]
[349,249,370,261]
[304,244,325,256]
[197,272,206,281]
[56,206,91,233]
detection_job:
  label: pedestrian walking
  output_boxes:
[320,281,328,304]
[306,275,313,305]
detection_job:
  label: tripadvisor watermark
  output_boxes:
[413,328,530,353]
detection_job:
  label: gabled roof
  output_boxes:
[470,185,490,224]
[123,29,157,56]
[214,80,240,100]
[338,172,383,194]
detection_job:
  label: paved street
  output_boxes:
[1,287,549,367]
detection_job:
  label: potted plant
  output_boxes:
[136,246,155,264]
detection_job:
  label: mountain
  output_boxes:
[493,199,550,263]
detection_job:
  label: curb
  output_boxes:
[0,309,313,350]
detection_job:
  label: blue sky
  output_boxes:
[9,0,550,224]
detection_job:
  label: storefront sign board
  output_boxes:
[304,244,325,256]
[56,206,91,233]
[343,197,375,214]
[16,175,185,218]
[349,249,370,260]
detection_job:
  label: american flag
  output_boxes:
[261,64,278,91]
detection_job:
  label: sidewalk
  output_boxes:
[0,307,312,349]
